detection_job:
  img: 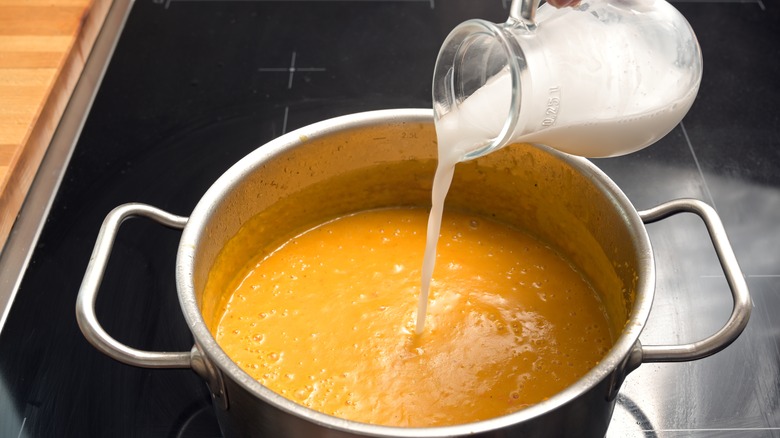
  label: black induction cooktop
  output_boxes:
[1,0,778,436]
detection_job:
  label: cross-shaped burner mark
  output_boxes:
[257,52,327,89]
[156,0,434,9]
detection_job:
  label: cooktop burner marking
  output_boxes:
[282,106,290,134]
[650,427,780,433]
[151,0,173,9]
[16,417,26,438]
[154,0,766,14]
[257,51,326,90]
[158,0,436,10]
[680,121,718,212]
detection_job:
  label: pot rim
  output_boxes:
[176,108,655,436]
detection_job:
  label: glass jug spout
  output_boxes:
[432,0,703,160]
[431,19,529,161]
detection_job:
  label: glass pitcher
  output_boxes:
[432,0,703,159]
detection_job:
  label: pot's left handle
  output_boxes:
[76,203,191,369]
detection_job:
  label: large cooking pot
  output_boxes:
[76,109,751,437]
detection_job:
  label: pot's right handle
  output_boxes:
[638,198,752,363]
[76,203,192,368]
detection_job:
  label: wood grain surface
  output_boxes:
[0,0,111,252]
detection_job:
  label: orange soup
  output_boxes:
[212,207,613,427]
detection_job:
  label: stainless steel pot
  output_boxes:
[76,109,751,438]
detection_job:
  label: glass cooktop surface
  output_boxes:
[0,0,778,436]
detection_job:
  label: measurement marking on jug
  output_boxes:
[257,51,327,90]
[541,86,561,127]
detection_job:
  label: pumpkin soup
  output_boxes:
[212,207,613,427]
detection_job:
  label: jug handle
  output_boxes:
[75,203,192,368]
[509,0,541,27]
[638,198,752,363]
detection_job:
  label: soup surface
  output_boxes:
[212,207,613,427]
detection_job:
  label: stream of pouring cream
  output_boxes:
[415,85,506,334]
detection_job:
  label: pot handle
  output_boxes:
[76,203,192,368]
[637,198,752,363]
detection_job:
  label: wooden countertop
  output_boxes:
[0,0,111,252]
